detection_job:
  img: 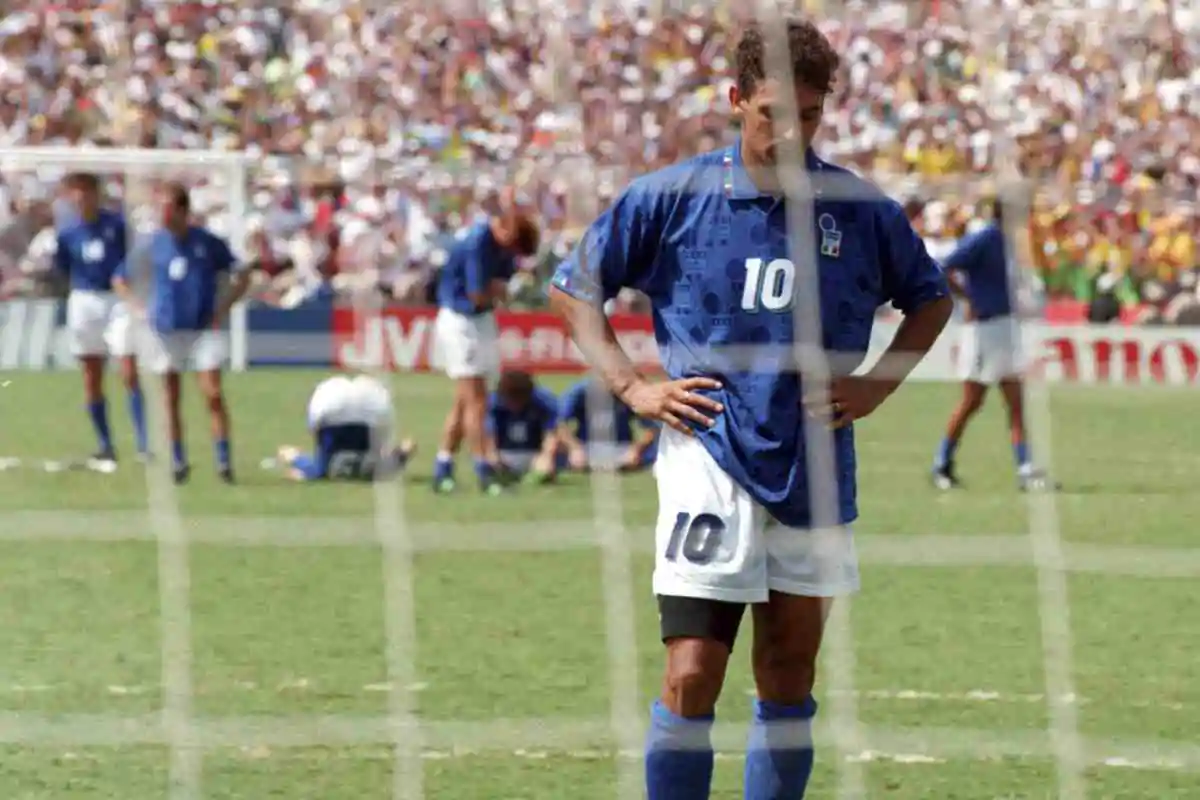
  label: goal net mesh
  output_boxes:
[0,1,1194,799]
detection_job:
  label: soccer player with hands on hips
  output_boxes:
[430,189,540,495]
[56,172,148,469]
[549,21,952,800]
[556,377,660,473]
[275,374,414,482]
[482,369,562,488]
[932,198,1056,492]
[113,182,250,485]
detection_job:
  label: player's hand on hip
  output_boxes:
[804,376,889,430]
[624,377,723,436]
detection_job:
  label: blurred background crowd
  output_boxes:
[1,0,1198,323]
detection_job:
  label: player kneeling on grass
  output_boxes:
[483,369,561,489]
[276,375,415,482]
[557,377,660,473]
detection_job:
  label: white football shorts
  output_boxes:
[652,427,861,604]
[66,290,134,358]
[498,449,536,474]
[308,375,394,437]
[144,329,227,374]
[434,307,499,380]
[957,315,1023,384]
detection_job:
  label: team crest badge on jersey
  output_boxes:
[818,213,842,258]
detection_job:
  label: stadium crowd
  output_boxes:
[1,0,1199,321]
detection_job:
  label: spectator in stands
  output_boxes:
[0,0,1197,319]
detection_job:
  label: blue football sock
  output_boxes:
[171,439,187,469]
[473,457,495,486]
[934,436,958,469]
[744,697,817,800]
[645,700,714,800]
[1013,440,1030,469]
[87,400,113,455]
[127,389,147,453]
[433,454,454,482]
[215,438,231,470]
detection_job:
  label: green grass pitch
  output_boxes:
[0,370,1197,798]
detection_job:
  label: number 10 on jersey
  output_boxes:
[741,258,796,312]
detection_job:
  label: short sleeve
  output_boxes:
[877,199,950,314]
[53,233,69,275]
[114,236,150,282]
[550,180,661,305]
[941,229,984,275]
[210,232,238,272]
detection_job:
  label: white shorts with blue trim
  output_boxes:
[66,290,134,358]
[498,449,536,474]
[652,427,860,604]
[434,307,499,380]
[957,316,1023,384]
[144,329,227,374]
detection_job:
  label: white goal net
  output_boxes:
[0,1,1196,799]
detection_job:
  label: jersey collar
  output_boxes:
[725,138,824,201]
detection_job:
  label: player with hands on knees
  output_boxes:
[557,377,665,472]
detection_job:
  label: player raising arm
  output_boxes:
[114,182,250,485]
[549,21,951,800]
[274,374,415,482]
[430,193,539,494]
[56,173,148,467]
[932,198,1055,492]
[557,377,659,473]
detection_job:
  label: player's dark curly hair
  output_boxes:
[497,370,535,406]
[165,181,191,212]
[64,172,100,192]
[513,215,540,257]
[735,19,840,99]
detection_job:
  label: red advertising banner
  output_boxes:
[1041,299,1146,325]
[330,304,1200,386]
[333,306,658,373]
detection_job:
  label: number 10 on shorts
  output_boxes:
[663,511,727,565]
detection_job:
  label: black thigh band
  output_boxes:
[657,594,747,652]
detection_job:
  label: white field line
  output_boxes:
[2,512,1199,576]
[5,681,1189,714]
[40,746,1196,773]
[0,714,1195,773]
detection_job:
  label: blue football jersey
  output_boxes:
[559,379,647,444]
[436,221,517,316]
[941,223,1012,320]
[55,209,128,292]
[551,141,948,527]
[120,226,237,332]
[487,386,558,453]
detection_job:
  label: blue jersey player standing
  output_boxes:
[114,183,250,485]
[549,22,952,800]
[932,199,1055,492]
[56,173,147,468]
[430,191,539,495]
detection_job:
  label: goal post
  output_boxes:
[0,146,254,372]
